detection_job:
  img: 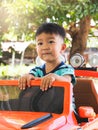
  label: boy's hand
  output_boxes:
[18,74,35,90]
[18,73,55,91]
[40,73,56,91]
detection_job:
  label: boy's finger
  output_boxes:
[49,77,55,87]
[27,78,31,87]
[34,77,41,80]
[26,74,36,87]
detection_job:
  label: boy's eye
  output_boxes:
[37,42,43,45]
[48,40,55,44]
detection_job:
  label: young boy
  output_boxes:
[18,23,75,91]
[18,23,76,112]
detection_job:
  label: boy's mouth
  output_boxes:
[42,52,51,55]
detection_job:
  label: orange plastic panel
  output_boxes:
[75,70,98,78]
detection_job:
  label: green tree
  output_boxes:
[31,0,98,58]
[0,0,98,59]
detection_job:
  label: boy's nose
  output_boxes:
[42,43,49,49]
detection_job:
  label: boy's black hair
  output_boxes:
[35,23,66,40]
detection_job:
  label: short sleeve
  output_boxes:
[54,64,76,85]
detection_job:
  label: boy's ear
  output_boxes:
[61,44,66,51]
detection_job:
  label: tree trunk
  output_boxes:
[69,16,91,59]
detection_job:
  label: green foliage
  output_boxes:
[0,64,34,79]
[0,0,35,41]
[0,0,98,42]
[33,0,98,24]
[73,1,98,19]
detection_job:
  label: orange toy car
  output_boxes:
[0,69,98,130]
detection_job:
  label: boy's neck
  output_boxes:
[45,61,61,73]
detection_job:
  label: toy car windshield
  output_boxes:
[0,81,64,114]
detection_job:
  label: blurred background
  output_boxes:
[0,0,98,79]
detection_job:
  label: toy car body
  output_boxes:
[0,69,98,130]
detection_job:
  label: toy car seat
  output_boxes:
[73,78,98,114]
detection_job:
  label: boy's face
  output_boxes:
[36,33,65,63]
